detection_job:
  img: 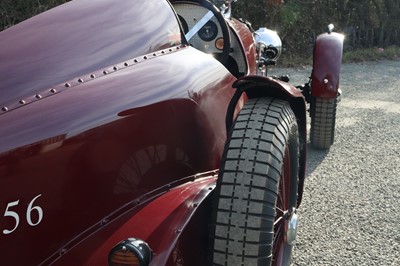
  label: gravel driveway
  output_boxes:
[272,60,400,265]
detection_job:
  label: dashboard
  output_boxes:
[174,2,223,54]
[173,1,248,76]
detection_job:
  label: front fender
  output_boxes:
[45,173,217,266]
[311,32,344,98]
[228,76,307,206]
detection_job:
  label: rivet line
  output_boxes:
[1,45,186,114]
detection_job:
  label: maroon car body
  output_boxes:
[0,0,254,264]
[0,0,342,265]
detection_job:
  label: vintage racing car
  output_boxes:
[0,0,343,265]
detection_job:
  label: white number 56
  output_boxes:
[2,194,43,235]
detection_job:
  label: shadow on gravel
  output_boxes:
[305,144,330,177]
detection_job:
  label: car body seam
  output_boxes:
[0,44,188,115]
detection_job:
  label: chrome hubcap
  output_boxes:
[285,207,298,246]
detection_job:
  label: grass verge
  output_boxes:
[342,46,399,63]
[277,46,399,67]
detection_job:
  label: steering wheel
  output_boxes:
[173,0,231,65]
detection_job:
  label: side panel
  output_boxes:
[311,32,344,98]
[0,47,236,265]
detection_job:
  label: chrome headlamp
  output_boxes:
[254,27,282,63]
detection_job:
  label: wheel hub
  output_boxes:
[285,207,298,246]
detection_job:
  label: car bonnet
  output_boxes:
[0,0,179,113]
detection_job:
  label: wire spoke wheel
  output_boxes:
[211,98,300,266]
[273,147,295,266]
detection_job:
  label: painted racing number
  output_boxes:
[2,194,43,235]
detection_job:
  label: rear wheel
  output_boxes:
[211,98,300,266]
[310,97,337,149]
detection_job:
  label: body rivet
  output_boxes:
[50,88,57,93]
[113,66,118,71]
[59,249,67,255]
[35,94,42,99]
[134,59,138,63]
[143,56,148,60]
[90,74,96,79]
[2,107,8,112]
[124,62,129,66]
[78,78,84,83]
[19,100,26,104]
[65,83,71,88]
[103,70,108,75]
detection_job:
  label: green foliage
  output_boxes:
[233,0,270,28]
[279,1,301,25]
[0,0,68,30]
[342,46,399,63]
[1,0,398,65]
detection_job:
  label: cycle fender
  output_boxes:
[311,32,344,98]
[43,174,216,265]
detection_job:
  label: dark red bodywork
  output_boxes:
[0,0,308,265]
[311,32,344,98]
[0,0,243,264]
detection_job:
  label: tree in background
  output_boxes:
[0,0,69,30]
[234,0,399,60]
[1,0,398,59]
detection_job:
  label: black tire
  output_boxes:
[211,98,300,266]
[310,96,337,149]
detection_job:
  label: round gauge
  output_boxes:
[178,15,189,34]
[198,21,218,42]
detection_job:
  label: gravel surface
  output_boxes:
[271,60,400,265]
